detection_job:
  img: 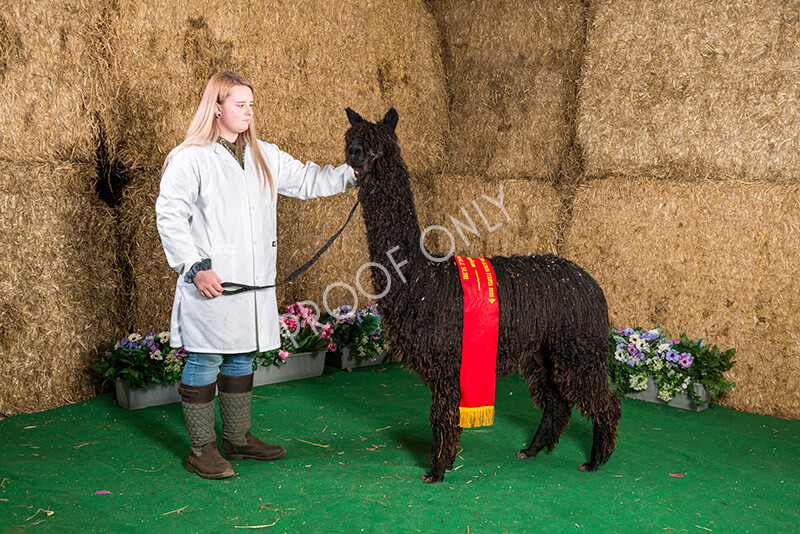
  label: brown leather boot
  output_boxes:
[179,381,235,479]
[218,373,286,461]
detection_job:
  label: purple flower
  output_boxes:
[623,328,635,336]
[641,331,660,341]
[627,343,639,356]
[678,353,694,369]
[665,349,679,363]
[369,331,381,341]
[340,305,352,313]
[175,347,189,359]
[357,312,365,323]
[616,343,626,352]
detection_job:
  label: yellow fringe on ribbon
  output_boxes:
[458,406,495,428]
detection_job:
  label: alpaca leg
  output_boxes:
[579,389,621,472]
[517,388,571,459]
[567,357,622,472]
[422,390,461,483]
[516,359,572,459]
[443,426,463,471]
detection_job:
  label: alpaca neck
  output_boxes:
[358,161,427,302]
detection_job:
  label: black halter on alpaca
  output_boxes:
[344,108,621,484]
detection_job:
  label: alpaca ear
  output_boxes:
[381,107,398,132]
[346,108,365,126]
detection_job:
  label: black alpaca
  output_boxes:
[344,108,621,483]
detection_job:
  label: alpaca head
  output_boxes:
[344,107,401,185]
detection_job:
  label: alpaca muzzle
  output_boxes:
[346,137,383,182]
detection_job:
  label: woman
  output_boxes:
[156,72,354,479]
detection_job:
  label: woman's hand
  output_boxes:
[193,270,224,298]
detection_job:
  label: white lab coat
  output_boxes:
[156,140,355,353]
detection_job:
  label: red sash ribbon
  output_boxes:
[455,256,499,428]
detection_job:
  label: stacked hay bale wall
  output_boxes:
[103,0,447,174]
[0,0,110,161]
[567,0,800,418]
[578,0,800,181]
[421,0,584,288]
[0,1,125,415]
[423,177,561,259]
[430,0,586,182]
[0,163,124,415]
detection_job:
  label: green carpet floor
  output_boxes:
[1,363,798,533]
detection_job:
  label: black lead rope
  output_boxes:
[220,190,368,295]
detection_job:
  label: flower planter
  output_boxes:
[625,376,710,412]
[114,379,182,410]
[253,350,325,386]
[325,347,393,370]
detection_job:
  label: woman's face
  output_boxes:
[216,84,254,142]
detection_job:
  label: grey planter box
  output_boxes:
[114,351,325,409]
[325,347,393,370]
[625,376,710,412]
[253,350,325,386]
[115,379,183,410]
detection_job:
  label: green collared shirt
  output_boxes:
[216,136,245,169]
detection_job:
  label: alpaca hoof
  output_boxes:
[421,472,444,483]
[579,462,598,472]
[516,450,537,460]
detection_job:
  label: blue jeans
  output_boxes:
[181,352,256,386]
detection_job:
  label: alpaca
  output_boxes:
[344,108,621,483]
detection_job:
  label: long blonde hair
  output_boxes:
[164,71,274,195]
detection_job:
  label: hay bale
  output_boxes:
[423,175,561,258]
[430,0,586,180]
[0,0,108,161]
[579,0,800,181]
[0,161,125,416]
[101,0,447,174]
[117,169,176,333]
[563,177,800,418]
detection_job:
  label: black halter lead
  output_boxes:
[221,183,377,295]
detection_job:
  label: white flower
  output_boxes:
[157,331,170,343]
[630,374,648,391]
[635,338,649,352]
[628,333,641,344]
[150,350,163,361]
[646,329,660,338]
[614,349,627,362]
[657,342,671,353]
[128,333,142,342]
[658,388,674,402]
